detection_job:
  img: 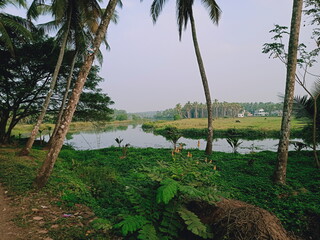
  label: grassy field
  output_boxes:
[11,120,134,137]
[0,146,319,239]
[147,117,306,132]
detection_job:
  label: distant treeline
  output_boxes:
[151,101,283,120]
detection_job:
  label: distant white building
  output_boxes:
[238,110,245,118]
[254,109,269,117]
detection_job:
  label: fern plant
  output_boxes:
[114,153,220,239]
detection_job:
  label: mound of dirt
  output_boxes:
[187,199,298,240]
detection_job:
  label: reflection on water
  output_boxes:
[54,125,303,153]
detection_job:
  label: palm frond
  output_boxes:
[111,9,119,24]
[117,0,123,8]
[27,1,50,20]
[201,0,221,24]
[0,20,14,55]
[176,0,192,40]
[1,13,33,39]
[0,0,26,9]
[293,95,313,119]
[37,19,61,33]
[312,78,320,98]
[95,48,104,66]
[51,0,68,22]
[150,0,169,23]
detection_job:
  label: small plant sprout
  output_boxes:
[115,137,123,148]
[163,126,182,149]
[226,137,243,154]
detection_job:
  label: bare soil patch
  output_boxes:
[0,184,29,240]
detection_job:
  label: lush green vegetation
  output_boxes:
[0,146,319,239]
[152,101,283,120]
[143,117,306,139]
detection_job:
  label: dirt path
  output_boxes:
[0,184,27,240]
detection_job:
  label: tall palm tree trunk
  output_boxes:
[47,50,78,148]
[190,12,213,155]
[313,96,320,168]
[34,0,118,189]
[274,0,303,184]
[20,12,72,156]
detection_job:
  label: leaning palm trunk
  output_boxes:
[47,50,78,148]
[313,96,320,168]
[190,12,213,155]
[20,13,71,156]
[34,0,118,189]
[274,0,303,184]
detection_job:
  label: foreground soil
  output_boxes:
[0,148,97,240]
[0,184,29,240]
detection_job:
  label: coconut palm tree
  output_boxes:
[294,81,320,168]
[0,0,33,56]
[150,0,221,155]
[274,0,304,184]
[34,0,119,189]
[20,0,103,155]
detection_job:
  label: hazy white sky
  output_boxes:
[5,0,320,112]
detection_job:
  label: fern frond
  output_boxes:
[138,224,159,240]
[91,218,112,231]
[178,207,213,239]
[159,203,183,238]
[156,178,179,204]
[125,186,160,222]
[178,185,205,199]
[115,215,149,236]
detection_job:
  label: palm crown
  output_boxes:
[151,0,221,39]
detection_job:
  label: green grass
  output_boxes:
[145,117,305,131]
[11,120,134,137]
[0,146,319,239]
[143,117,306,139]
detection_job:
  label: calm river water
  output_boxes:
[52,124,302,153]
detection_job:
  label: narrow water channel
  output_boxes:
[48,125,303,153]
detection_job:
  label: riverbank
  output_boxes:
[143,117,306,139]
[0,145,319,239]
[11,120,139,137]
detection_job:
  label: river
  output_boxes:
[50,124,303,153]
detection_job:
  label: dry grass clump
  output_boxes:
[188,199,299,240]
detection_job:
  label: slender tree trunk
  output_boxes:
[20,13,72,156]
[190,13,213,155]
[0,112,9,144]
[274,0,303,184]
[187,110,191,118]
[34,0,118,189]
[46,50,78,148]
[313,96,320,168]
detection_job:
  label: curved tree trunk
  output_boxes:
[34,0,118,189]
[274,0,303,184]
[0,111,9,144]
[46,50,78,148]
[190,12,213,155]
[20,12,72,156]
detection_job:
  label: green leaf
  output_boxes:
[138,224,159,240]
[178,185,205,198]
[91,218,112,231]
[115,215,149,236]
[156,178,179,204]
[178,207,213,239]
